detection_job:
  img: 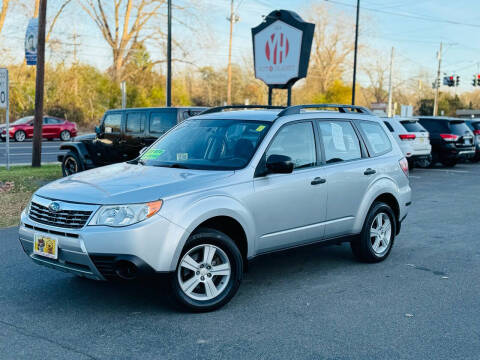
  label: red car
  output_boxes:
[1,116,77,142]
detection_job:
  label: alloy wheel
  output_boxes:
[60,131,71,141]
[15,131,25,142]
[370,212,392,255]
[177,244,231,301]
[64,157,78,175]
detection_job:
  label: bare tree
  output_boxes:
[0,0,10,37]
[306,4,356,94]
[79,0,171,83]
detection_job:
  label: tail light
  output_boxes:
[399,157,409,178]
[473,130,480,136]
[440,134,459,142]
[399,134,416,141]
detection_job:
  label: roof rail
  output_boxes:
[199,105,285,115]
[277,104,373,117]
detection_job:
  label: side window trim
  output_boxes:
[255,120,319,177]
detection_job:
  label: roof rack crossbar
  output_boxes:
[199,105,285,115]
[277,104,372,117]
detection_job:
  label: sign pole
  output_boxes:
[166,0,172,107]
[287,85,292,106]
[268,87,273,106]
[351,0,360,105]
[0,69,9,170]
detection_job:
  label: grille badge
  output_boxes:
[48,202,61,212]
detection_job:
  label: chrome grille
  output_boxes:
[29,201,92,229]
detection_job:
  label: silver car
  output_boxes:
[18,105,412,311]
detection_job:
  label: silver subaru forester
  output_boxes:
[19,105,411,311]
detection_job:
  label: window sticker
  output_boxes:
[331,123,346,151]
[176,153,188,161]
[256,125,266,132]
[142,149,165,160]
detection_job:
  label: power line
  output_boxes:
[324,0,480,28]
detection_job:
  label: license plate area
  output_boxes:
[33,233,59,260]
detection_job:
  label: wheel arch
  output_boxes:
[58,142,90,165]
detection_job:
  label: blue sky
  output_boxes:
[1,0,480,93]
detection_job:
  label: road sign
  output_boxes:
[0,68,8,109]
[0,68,9,170]
[25,18,39,66]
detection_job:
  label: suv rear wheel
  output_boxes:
[351,202,396,262]
[171,228,243,312]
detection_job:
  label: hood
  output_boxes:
[36,163,235,204]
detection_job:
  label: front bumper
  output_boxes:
[19,207,188,280]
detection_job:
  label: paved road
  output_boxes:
[1,164,480,359]
[0,140,67,165]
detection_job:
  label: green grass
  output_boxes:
[0,165,62,228]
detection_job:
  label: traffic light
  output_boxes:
[448,76,454,87]
[443,76,449,86]
[473,74,480,87]
[455,75,460,87]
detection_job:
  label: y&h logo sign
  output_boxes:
[254,20,303,85]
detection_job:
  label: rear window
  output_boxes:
[358,121,392,156]
[471,122,480,130]
[418,119,449,133]
[400,121,426,133]
[449,121,471,135]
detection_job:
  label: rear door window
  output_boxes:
[149,111,178,134]
[358,121,392,156]
[103,113,122,133]
[318,121,362,163]
[126,112,146,133]
[400,121,426,132]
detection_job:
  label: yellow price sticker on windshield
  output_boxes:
[256,125,266,132]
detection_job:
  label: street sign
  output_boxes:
[25,18,39,66]
[0,68,9,170]
[0,68,8,109]
[252,10,315,88]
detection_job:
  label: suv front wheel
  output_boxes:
[351,202,396,262]
[171,228,243,312]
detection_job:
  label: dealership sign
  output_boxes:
[252,10,315,88]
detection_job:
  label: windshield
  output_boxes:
[138,119,271,170]
[449,121,471,135]
[13,116,33,125]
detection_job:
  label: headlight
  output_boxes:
[88,200,163,227]
[25,197,33,215]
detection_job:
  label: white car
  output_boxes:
[382,117,431,167]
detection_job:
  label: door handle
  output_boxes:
[311,177,326,185]
[364,168,376,175]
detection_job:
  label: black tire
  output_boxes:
[171,227,243,312]
[427,152,439,168]
[471,155,480,163]
[14,130,26,142]
[351,202,396,263]
[440,158,457,167]
[47,138,54,141]
[0,136,5,142]
[416,155,432,168]
[62,151,84,176]
[407,158,415,169]
[60,130,71,141]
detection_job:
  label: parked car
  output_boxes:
[382,117,431,168]
[464,119,480,162]
[417,117,475,167]
[58,107,206,176]
[0,115,77,142]
[19,104,411,311]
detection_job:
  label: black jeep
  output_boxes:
[58,107,206,176]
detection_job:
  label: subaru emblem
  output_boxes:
[48,202,60,212]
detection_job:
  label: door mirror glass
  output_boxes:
[266,154,294,174]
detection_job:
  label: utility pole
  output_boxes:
[433,42,442,116]
[387,47,394,117]
[32,0,47,167]
[166,0,172,107]
[351,0,360,105]
[227,0,236,105]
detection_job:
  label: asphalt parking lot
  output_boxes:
[1,163,480,360]
[0,140,67,165]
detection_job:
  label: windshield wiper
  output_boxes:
[154,163,190,169]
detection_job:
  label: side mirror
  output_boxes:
[266,154,294,174]
[95,125,101,136]
[139,147,148,156]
